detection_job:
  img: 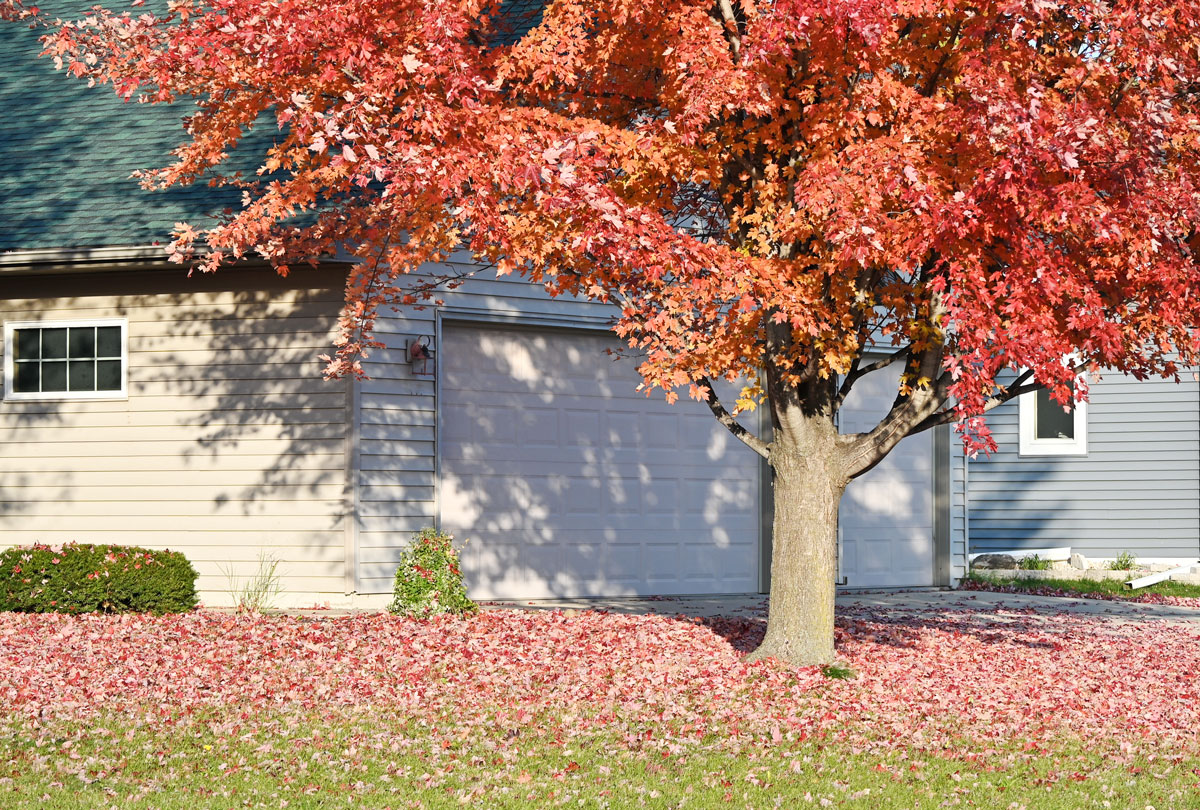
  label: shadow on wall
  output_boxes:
[837,360,937,588]
[0,265,351,597]
[430,323,762,601]
[962,373,1169,563]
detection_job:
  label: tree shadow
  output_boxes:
[428,321,763,600]
[0,264,351,603]
[689,605,1069,655]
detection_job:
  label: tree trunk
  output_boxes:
[747,412,847,666]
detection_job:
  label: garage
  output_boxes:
[837,362,936,588]
[437,322,936,599]
[438,322,761,600]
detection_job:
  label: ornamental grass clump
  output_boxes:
[1107,551,1138,571]
[1018,553,1054,571]
[389,529,478,618]
[0,543,198,615]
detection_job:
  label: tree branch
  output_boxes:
[714,0,742,62]
[838,291,950,478]
[696,376,770,459]
[920,20,962,98]
[835,344,909,409]
[906,379,1042,436]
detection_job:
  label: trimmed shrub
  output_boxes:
[0,543,199,615]
[389,528,478,618]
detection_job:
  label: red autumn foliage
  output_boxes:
[6,0,1200,663]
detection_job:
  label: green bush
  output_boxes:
[1018,553,1053,571]
[0,543,198,615]
[389,528,478,618]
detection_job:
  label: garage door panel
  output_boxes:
[838,360,935,588]
[440,324,760,600]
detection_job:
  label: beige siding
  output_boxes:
[0,267,352,607]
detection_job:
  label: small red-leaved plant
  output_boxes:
[388,528,477,619]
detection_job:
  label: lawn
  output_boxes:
[2,605,1199,808]
[961,571,1200,606]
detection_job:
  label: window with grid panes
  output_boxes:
[4,320,126,400]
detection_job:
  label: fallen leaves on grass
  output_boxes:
[0,601,1198,762]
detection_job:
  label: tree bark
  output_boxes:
[747,409,847,666]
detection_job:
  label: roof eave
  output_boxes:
[0,245,356,276]
[0,245,174,275]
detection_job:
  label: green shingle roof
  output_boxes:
[492,0,545,46]
[0,1,247,253]
[0,0,547,254]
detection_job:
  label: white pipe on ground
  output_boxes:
[1125,564,1198,590]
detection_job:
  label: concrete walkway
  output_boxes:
[480,588,1200,626]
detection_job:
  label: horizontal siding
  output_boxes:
[968,369,1200,561]
[1,267,352,602]
[356,264,625,593]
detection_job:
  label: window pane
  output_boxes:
[1035,387,1075,440]
[13,361,39,393]
[41,329,67,359]
[96,359,122,391]
[41,360,67,391]
[96,326,121,358]
[69,360,95,391]
[69,327,96,359]
[13,329,39,362]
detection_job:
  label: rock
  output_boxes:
[971,553,1018,571]
[1069,553,1088,570]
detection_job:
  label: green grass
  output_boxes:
[1017,553,1053,570]
[963,571,1200,599]
[2,708,1198,809]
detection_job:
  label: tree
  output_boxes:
[7,0,1200,663]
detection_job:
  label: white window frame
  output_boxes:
[1018,379,1087,457]
[3,318,129,402]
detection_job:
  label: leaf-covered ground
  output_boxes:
[2,603,1199,808]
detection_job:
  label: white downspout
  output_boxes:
[1126,564,1198,590]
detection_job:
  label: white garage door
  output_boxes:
[439,323,760,600]
[837,362,935,588]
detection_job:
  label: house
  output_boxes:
[959,372,1200,569]
[3,4,1190,610]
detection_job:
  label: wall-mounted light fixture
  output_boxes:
[406,336,434,377]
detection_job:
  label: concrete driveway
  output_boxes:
[483,588,1200,626]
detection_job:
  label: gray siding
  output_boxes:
[360,260,956,594]
[356,260,622,594]
[967,370,1200,561]
[0,266,352,605]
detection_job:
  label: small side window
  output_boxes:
[4,319,128,401]
[1019,378,1087,456]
